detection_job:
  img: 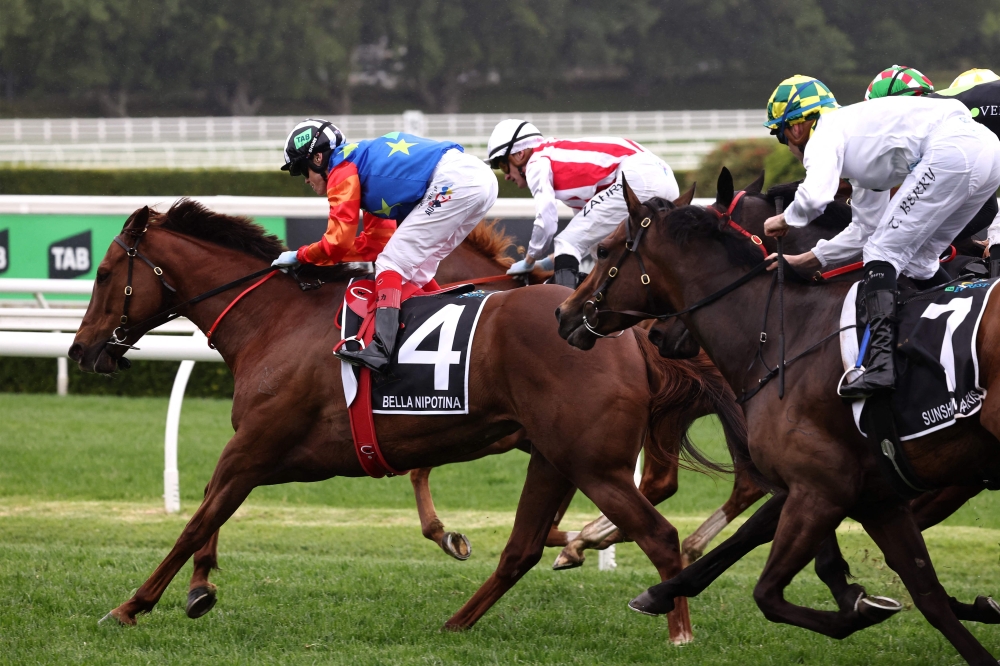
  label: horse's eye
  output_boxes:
[597,246,609,260]
[96,271,111,284]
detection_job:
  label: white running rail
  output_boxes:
[0,110,769,171]
[0,277,221,514]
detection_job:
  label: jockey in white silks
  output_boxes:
[763,75,1000,398]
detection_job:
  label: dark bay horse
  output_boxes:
[70,200,716,643]
[556,182,1000,664]
[642,169,990,618]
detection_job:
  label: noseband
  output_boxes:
[583,191,768,334]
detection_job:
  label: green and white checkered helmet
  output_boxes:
[764,75,839,130]
[865,65,934,100]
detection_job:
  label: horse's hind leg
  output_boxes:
[444,447,574,630]
[682,467,765,565]
[862,503,997,664]
[544,486,577,548]
[104,439,264,625]
[187,528,220,618]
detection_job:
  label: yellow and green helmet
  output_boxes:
[764,75,839,132]
[865,65,934,100]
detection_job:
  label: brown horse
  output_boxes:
[70,200,716,643]
[424,221,759,569]
[556,181,1000,664]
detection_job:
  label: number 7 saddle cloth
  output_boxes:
[338,277,495,416]
[839,277,1000,440]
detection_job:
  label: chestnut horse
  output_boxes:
[427,221,760,568]
[557,181,1000,664]
[70,200,725,643]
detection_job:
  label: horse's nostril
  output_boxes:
[67,343,83,362]
[554,307,561,322]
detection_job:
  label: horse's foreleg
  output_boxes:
[444,447,573,630]
[911,486,982,530]
[750,490,900,640]
[410,467,471,560]
[104,444,263,626]
[187,528,220,619]
[554,445,680,568]
[682,467,765,565]
[863,504,997,664]
[578,469,692,644]
[631,492,786,616]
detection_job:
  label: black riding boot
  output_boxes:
[840,261,898,399]
[551,254,580,289]
[990,245,1000,279]
[336,306,400,373]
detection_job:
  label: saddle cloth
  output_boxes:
[839,278,1000,440]
[339,277,494,415]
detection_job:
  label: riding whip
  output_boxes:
[775,196,786,399]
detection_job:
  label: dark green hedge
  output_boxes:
[0,357,234,398]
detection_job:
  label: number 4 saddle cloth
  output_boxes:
[338,277,495,416]
[839,277,1000,440]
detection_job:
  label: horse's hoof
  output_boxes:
[440,532,472,561]
[629,588,676,616]
[99,607,135,626]
[552,550,584,570]
[186,585,218,619]
[974,596,1000,623]
[856,594,903,624]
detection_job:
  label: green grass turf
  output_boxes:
[2,393,1000,664]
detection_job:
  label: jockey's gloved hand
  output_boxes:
[536,256,554,271]
[506,256,536,275]
[271,250,300,270]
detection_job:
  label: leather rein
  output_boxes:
[105,225,279,361]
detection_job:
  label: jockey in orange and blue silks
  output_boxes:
[273,119,498,373]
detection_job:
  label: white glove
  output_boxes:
[272,250,300,269]
[506,257,536,275]
[536,256,554,271]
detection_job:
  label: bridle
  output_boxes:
[582,190,769,337]
[103,224,279,362]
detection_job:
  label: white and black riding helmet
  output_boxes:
[281,119,345,177]
[485,119,544,169]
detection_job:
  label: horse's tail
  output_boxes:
[633,329,763,487]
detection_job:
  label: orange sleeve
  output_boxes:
[342,212,397,262]
[296,161,362,266]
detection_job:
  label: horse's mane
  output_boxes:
[463,219,516,267]
[666,205,767,269]
[765,180,851,231]
[154,198,286,260]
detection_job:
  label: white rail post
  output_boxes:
[598,450,643,572]
[164,360,195,513]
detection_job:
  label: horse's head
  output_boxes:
[555,177,696,349]
[68,206,176,373]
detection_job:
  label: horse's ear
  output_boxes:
[716,167,734,208]
[674,183,696,207]
[123,206,150,232]
[622,173,643,220]
[745,170,765,196]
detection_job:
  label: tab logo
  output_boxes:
[49,231,91,279]
[0,229,8,274]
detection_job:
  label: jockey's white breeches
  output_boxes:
[375,149,499,288]
[866,119,1000,279]
[553,152,679,263]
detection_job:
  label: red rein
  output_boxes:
[818,245,957,281]
[205,269,279,348]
